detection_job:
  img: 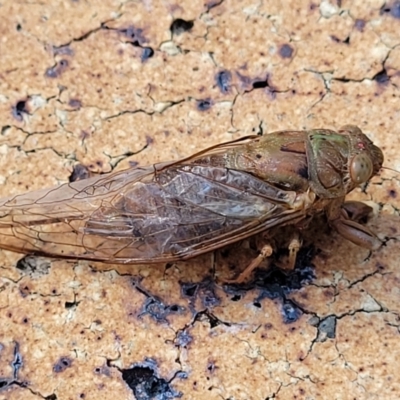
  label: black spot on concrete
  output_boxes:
[205,0,224,10]
[59,59,69,68]
[331,34,350,44]
[195,310,228,328]
[381,1,400,18]
[170,18,194,35]
[53,357,73,373]
[69,164,91,182]
[196,98,213,111]
[12,343,23,378]
[45,59,69,78]
[250,75,278,99]
[139,297,184,322]
[16,255,51,276]
[279,43,294,59]
[141,47,154,61]
[259,246,315,291]
[12,100,28,121]
[133,280,185,322]
[94,365,111,376]
[19,284,31,298]
[281,301,302,323]
[68,98,82,109]
[120,26,147,44]
[181,282,198,298]
[0,379,12,389]
[392,1,400,17]
[200,286,220,308]
[224,246,315,323]
[236,71,253,89]
[114,25,155,62]
[389,189,397,198]
[53,46,74,56]
[354,18,366,31]
[122,359,183,399]
[65,300,79,309]
[181,279,221,315]
[130,39,141,47]
[216,70,232,93]
[373,69,390,84]
[252,79,269,89]
[207,361,216,373]
[16,23,22,31]
[316,315,337,342]
[174,330,193,347]
[146,135,154,145]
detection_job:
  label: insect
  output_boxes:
[0,125,384,282]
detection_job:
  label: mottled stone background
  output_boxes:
[0,1,400,399]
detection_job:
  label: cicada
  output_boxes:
[0,125,384,281]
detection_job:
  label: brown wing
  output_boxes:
[0,140,308,263]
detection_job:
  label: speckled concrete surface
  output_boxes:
[0,1,400,399]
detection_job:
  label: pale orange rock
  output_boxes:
[0,1,399,399]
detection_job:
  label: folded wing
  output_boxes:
[0,159,304,263]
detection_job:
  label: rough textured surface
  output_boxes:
[0,1,399,399]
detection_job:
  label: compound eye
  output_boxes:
[350,153,373,184]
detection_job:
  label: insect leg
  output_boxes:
[327,200,381,250]
[330,216,381,250]
[287,231,302,269]
[341,201,375,222]
[223,243,273,284]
